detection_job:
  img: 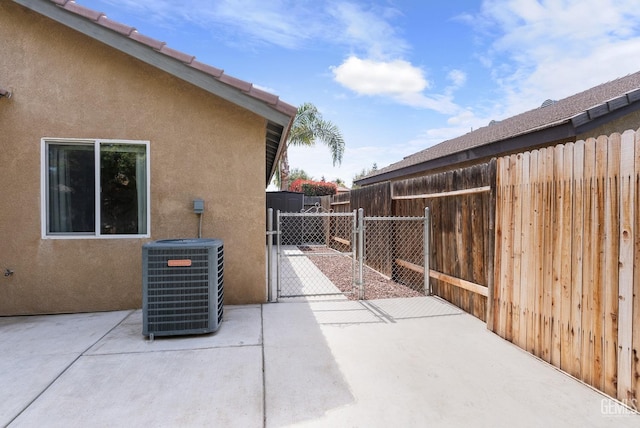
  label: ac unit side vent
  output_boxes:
[142,239,223,337]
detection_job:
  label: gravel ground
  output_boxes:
[300,246,422,300]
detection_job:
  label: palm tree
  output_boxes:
[279,102,345,190]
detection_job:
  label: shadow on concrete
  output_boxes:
[262,300,356,427]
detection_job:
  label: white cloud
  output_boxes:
[331,56,460,114]
[447,69,467,88]
[98,0,326,49]
[473,0,640,116]
[327,2,409,59]
[332,56,428,96]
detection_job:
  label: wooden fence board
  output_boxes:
[570,140,585,379]
[512,154,524,346]
[551,145,564,367]
[497,156,513,340]
[542,147,555,362]
[603,133,620,397]
[633,129,640,403]
[524,150,539,354]
[581,137,596,385]
[533,149,546,357]
[491,157,504,332]
[489,129,640,403]
[518,152,534,349]
[378,163,493,320]
[593,136,608,391]
[617,130,635,401]
[559,143,574,372]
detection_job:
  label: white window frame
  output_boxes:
[41,138,151,239]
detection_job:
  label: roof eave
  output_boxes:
[356,95,640,186]
[355,121,576,186]
[14,0,293,128]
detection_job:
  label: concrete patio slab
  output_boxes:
[86,305,262,355]
[277,246,347,299]
[0,311,131,427]
[10,346,263,428]
[262,298,638,428]
[1,297,638,427]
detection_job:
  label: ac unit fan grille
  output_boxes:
[143,241,223,336]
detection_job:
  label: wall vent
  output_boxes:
[142,238,223,337]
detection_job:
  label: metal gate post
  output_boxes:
[358,208,364,300]
[267,208,274,302]
[424,207,431,295]
[275,209,281,302]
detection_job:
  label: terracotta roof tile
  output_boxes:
[129,31,165,51]
[190,60,223,78]
[218,73,253,92]
[46,0,296,119]
[97,15,134,36]
[276,100,298,117]
[247,87,279,105]
[159,45,195,64]
[63,1,103,21]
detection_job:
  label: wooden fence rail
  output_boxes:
[492,129,640,403]
[324,161,495,320]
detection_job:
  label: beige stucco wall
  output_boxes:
[0,2,268,315]
[576,110,640,141]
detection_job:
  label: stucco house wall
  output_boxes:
[0,2,271,315]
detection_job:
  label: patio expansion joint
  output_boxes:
[85,342,263,357]
[5,309,136,426]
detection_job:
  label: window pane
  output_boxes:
[100,144,147,235]
[48,144,95,233]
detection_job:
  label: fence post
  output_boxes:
[275,209,281,302]
[358,208,364,300]
[424,207,431,295]
[267,208,274,302]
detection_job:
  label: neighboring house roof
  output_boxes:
[356,71,640,186]
[13,0,297,184]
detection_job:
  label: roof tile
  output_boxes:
[248,87,279,105]
[129,31,165,50]
[159,45,195,64]
[97,15,134,36]
[276,100,298,117]
[46,0,296,120]
[190,60,223,78]
[218,74,253,92]
[63,1,103,21]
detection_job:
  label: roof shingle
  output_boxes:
[364,71,640,182]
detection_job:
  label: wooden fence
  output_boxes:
[491,129,640,403]
[324,161,495,320]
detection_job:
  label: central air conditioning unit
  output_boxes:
[142,238,223,338]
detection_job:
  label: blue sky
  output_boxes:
[79,0,640,187]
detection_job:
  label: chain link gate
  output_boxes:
[267,206,430,301]
[275,206,358,299]
[362,208,430,299]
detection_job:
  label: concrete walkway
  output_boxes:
[1,297,638,427]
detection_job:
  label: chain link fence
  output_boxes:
[363,213,429,298]
[276,210,357,298]
[269,207,430,300]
